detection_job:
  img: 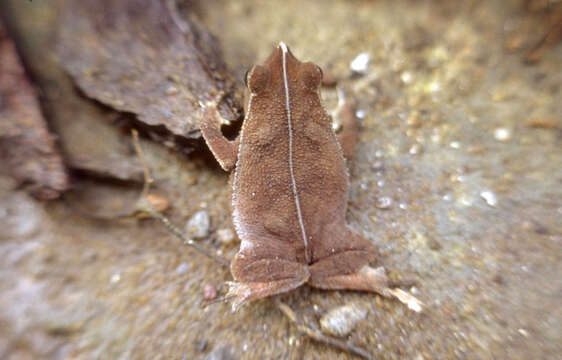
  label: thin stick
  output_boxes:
[131,129,152,200]
[131,130,229,267]
[131,129,373,359]
[274,300,375,360]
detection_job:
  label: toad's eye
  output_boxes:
[300,63,322,91]
[246,65,270,94]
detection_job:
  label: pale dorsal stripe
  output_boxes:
[280,42,310,263]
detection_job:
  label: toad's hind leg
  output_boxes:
[229,241,310,311]
[309,226,423,312]
[311,264,423,312]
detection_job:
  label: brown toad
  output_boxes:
[200,43,420,311]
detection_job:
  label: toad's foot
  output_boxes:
[226,276,309,312]
[310,265,423,312]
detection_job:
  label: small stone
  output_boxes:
[355,109,366,119]
[110,273,121,283]
[217,228,235,245]
[480,190,498,207]
[450,141,461,149]
[428,81,441,93]
[350,52,370,73]
[320,303,368,337]
[409,144,423,155]
[375,196,393,209]
[186,210,210,239]
[493,127,512,141]
[203,284,217,300]
[400,71,413,84]
[371,160,384,171]
[176,262,190,274]
[165,85,179,95]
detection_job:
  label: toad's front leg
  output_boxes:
[199,101,240,171]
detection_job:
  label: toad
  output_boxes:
[199,43,421,311]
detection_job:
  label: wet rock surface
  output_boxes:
[0,0,560,359]
[57,0,240,141]
[1,0,145,182]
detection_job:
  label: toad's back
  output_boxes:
[232,44,349,265]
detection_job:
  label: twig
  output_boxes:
[131,129,152,200]
[130,129,374,359]
[131,129,229,267]
[274,300,375,360]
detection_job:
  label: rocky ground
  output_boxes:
[1,0,561,359]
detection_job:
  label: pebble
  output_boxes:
[203,284,217,300]
[409,144,423,155]
[428,81,441,93]
[320,303,368,337]
[176,262,190,274]
[375,196,393,209]
[110,273,121,284]
[480,190,498,207]
[217,228,235,245]
[165,85,179,95]
[350,52,370,73]
[400,71,413,84]
[450,141,461,149]
[186,210,210,239]
[371,160,384,171]
[355,109,366,119]
[493,127,512,142]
